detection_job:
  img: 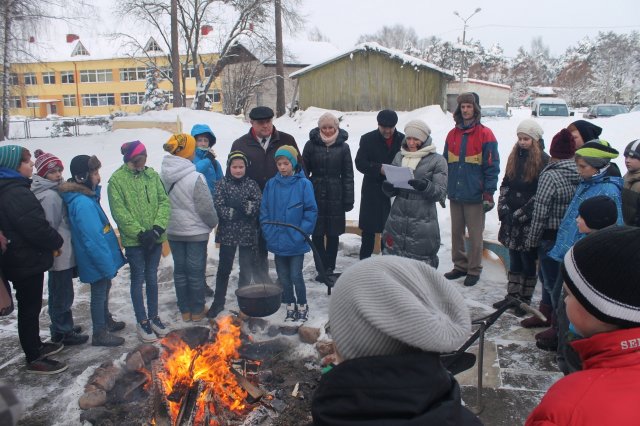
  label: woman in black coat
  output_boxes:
[302,113,354,276]
[0,145,65,374]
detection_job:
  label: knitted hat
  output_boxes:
[549,129,576,159]
[318,112,339,129]
[249,106,274,120]
[403,119,431,143]
[568,120,602,144]
[0,145,23,170]
[623,139,640,159]
[274,145,298,169]
[578,195,618,230]
[516,119,544,142]
[227,150,250,168]
[70,155,101,183]
[563,226,640,328]
[575,139,619,169]
[34,149,64,178]
[163,134,196,159]
[120,140,147,163]
[376,109,398,127]
[329,256,471,360]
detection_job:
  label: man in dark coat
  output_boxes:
[230,106,302,284]
[354,110,403,259]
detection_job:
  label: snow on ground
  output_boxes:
[1,106,638,425]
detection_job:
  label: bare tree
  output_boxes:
[274,0,285,117]
[221,58,273,115]
[357,24,419,50]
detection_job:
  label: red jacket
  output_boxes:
[526,327,640,426]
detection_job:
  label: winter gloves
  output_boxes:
[137,226,165,251]
[408,179,430,192]
[482,193,495,213]
[381,180,398,197]
[204,149,217,164]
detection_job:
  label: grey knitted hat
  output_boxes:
[404,119,431,144]
[517,119,544,142]
[329,256,471,360]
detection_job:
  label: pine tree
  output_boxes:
[141,68,168,113]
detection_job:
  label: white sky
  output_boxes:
[299,0,637,57]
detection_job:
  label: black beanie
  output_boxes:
[70,155,101,183]
[569,120,602,143]
[376,109,398,127]
[563,226,640,328]
[578,195,618,230]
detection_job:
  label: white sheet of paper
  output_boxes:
[382,164,414,189]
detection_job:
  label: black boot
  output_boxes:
[493,271,522,309]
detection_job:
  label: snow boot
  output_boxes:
[493,272,522,309]
[512,275,537,317]
[521,302,552,328]
[535,313,558,351]
[106,314,126,332]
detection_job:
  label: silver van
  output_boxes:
[531,98,573,117]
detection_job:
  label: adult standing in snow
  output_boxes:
[230,106,301,284]
[493,120,549,316]
[355,109,403,259]
[31,150,88,346]
[567,120,601,149]
[312,256,481,425]
[108,141,171,343]
[0,145,66,374]
[443,92,500,287]
[302,112,354,278]
[381,119,447,268]
[60,155,127,347]
[161,134,218,322]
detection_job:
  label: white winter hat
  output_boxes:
[517,119,544,141]
[403,119,432,143]
[329,256,471,360]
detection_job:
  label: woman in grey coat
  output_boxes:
[381,120,447,268]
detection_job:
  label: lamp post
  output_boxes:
[453,7,481,83]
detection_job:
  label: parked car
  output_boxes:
[583,104,628,119]
[482,105,511,118]
[531,98,573,117]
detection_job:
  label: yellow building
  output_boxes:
[8,36,222,118]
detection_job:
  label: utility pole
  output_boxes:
[170,0,181,107]
[453,7,481,84]
[275,0,285,117]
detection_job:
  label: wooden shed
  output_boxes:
[289,42,455,112]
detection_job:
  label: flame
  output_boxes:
[158,316,248,424]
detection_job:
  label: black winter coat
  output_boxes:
[312,352,483,426]
[230,126,302,191]
[302,128,354,236]
[0,176,63,282]
[214,174,262,247]
[355,128,403,232]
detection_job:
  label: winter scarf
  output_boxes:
[401,143,437,170]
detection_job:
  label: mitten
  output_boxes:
[408,179,428,191]
[152,226,164,239]
[482,193,495,213]
[138,230,157,251]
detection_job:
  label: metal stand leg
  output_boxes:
[471,322,486,415]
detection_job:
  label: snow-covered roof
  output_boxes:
[465,78,511,90]
[529,86,556,96]
[290,42,455,79]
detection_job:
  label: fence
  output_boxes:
[8,116,112,140]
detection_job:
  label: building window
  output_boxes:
[183,66,197,79]
[61,71,75,84]
[63,94,77,107]
[72,42,89,56]
[26,96,39,106]
[9,96,22,108]
[80,69,113,83]
[9,73,18,85]
[144,37,163,53]
[119,68,147,81]
[24,72,37,85]
[158,68,172,80]
[207,89,221,103]
[42,72,56,85]
[81,93,115,107]
[120,92,145,105]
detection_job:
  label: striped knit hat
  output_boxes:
[227,150,250,168]
[329,256,471,360]
[563,226,640,328]
[34,149,64,178]
[120,140,147,163]
[575,139,619,169]
[274,145,298,169]
[624,139,640,159]
[0,145,23,170]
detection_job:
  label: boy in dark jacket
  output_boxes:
[207,151,262,318]
[0,145,66,374]
[312,256,481,425]
[260,145,317,322]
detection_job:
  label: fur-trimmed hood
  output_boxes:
[58,181,96,196]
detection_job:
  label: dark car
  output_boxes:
[583,104,628,119]
[482,105,510,118]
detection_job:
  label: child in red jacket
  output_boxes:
[526,226,640,426]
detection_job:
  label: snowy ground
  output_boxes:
[1,106,638,425]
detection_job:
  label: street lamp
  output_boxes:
[453,7,481,83]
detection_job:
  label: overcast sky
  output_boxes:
[299,0,637,57]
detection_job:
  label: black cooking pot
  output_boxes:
[235,284,283,317]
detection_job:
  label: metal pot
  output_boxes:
[235,284,282,317]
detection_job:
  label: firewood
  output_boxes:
[232,369,264,403]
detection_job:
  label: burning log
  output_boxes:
[232,369,265,403]
[175,380,204,426]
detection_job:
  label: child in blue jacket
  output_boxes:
[191,124,224,199]
[260,145,317,322]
